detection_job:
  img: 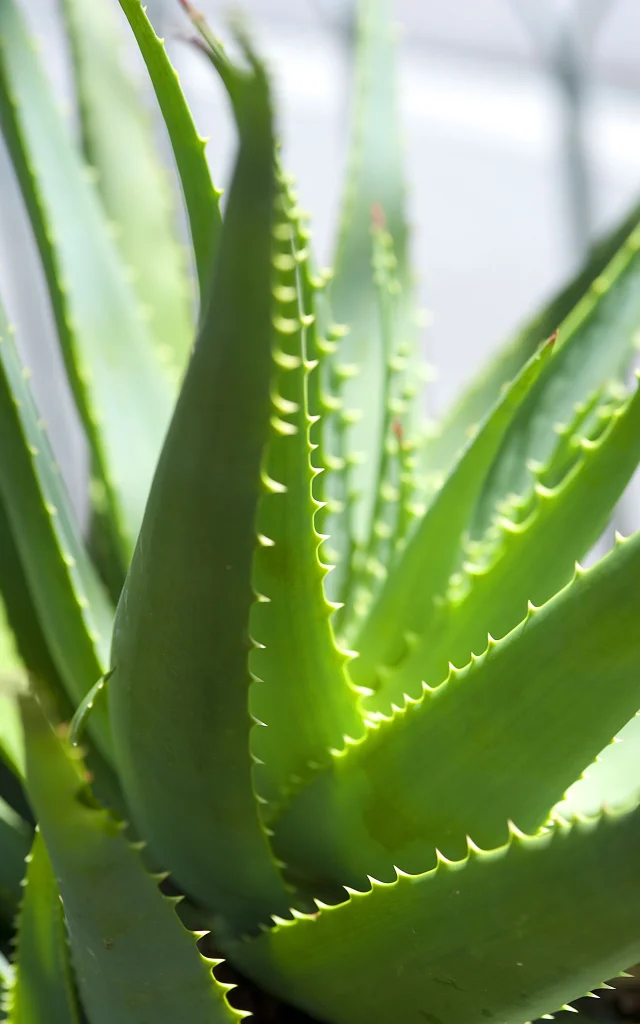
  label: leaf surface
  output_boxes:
[249,180,365,821]
[0,796,30,922]
[350,339,554,696]
[329,0,412,547]
[62,0,194,377]
[0,305,113,759]
[109,34,293,937]
[236,808,640,1024]
[0,0,174,556]
[472,224,640,536]
[21,697,242,1024]
[5,832,80,1024]
[116,0,222,305]
[274,532,640,888]
[368,376,640,711]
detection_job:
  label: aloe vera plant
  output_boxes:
[2,0,640,1021]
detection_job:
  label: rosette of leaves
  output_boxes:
[1,1,640,1022]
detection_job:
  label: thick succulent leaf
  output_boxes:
[235,808,640,1024]
[109,37,293,937]
[0,796,30,922]
[0,307,113,760]
[342,222,423,639]
[117,0,222,305]
[274,532,640,889]
[249,181,365,821]
[5,831,80,1024]
[62,0,194,378]
[556,712,640,820]
[367,375,640,711]
[20,697,242,1024]
[0,604,25,779]
[329,0,412,548]
[423,197,640,485]
[472,222,640,537]
[0,0,174,557]
[349,338,555,695]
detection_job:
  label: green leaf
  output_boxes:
[0,796,30,922]
[20,697,243,1024]
[0,0,174,557]
[248,178,365,822]
[273,532,640,889]
[109,34,293,938]
[0,302,114,761]
[329,0,413,547]
[61,0,195,378]
[5,832,80,1024]
[349,337,555,697]
[472,223,640,537]
[422,196,640,487]
[556,711,640,821]
[116,0,222,306]
[367,375,640,712]
[0,601,25,779]
[235,806,640,1024]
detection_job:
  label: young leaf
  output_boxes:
[423,196,640,485]
[0,0,174,557]
[349,337,555,696]
[5,831,80,1024]
[472,223,640,536]
[236,808,640,1024]
[20,697,243,1024]
[329,0,412,548]
[116,0,222,305]
[0,303,114,761]
[368,375,640,712]
[109,34,293,937]
[61,0,195,377]
[273,532,640,889]
[249,179,365,821]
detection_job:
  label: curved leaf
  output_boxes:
[62,0,195,378]
[116,0,222,306]
[236,808,640,1024]
[109,33,293,937]
[21,697,243,1024]
[5,832,80,1024]
[0,0,174,557]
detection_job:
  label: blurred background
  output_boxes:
[3,0,640,527]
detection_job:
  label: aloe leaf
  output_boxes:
[0,603,25,779]
[5,832,80,1024]
[20,697,243,1024]
[423,197,640,485]
[274,531,640,889]
[368,375,640,711]
[555,711,640,821]
[0,796,30,922]
[329,0,413,548]
[249,179,365,821]
[116,0,222,305]
[0,303,114,760]
[236,807,640,1024]
[109,34,293,937]
[61,0,194,378]
[472,223,640,536]
[349,337,555,696]
[0,953,13,1020]
[0,0,174,557]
